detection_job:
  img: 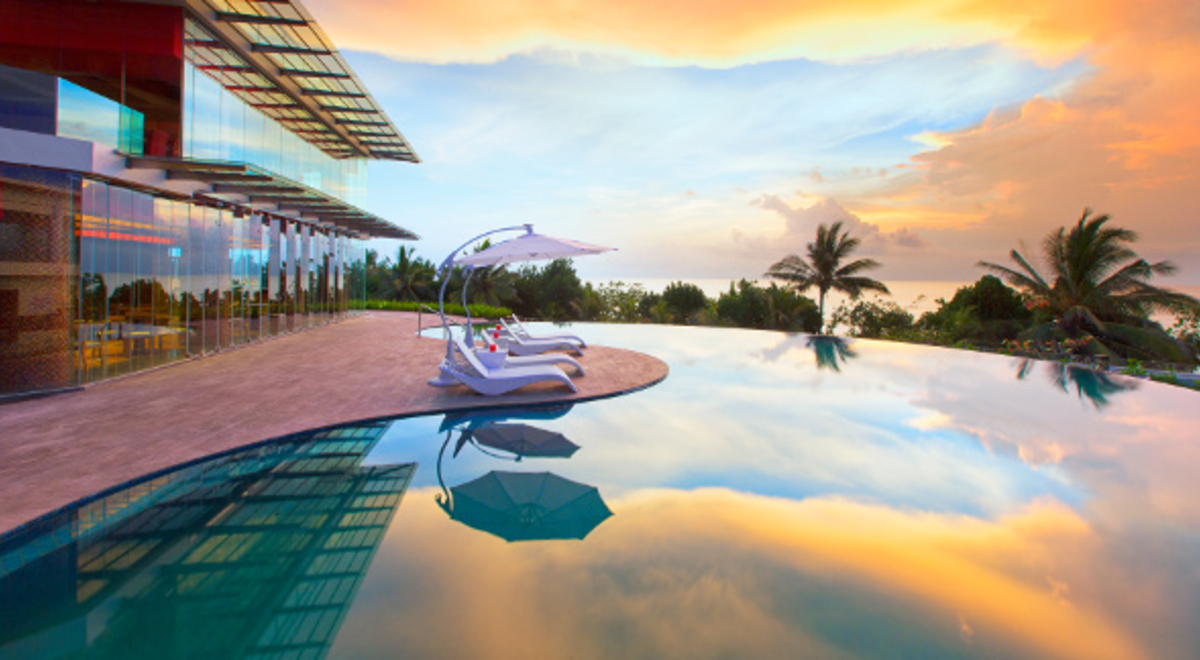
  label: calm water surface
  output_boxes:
[3,323,1199,660]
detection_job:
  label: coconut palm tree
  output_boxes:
[979,209,1200,363]
[379,246,435,301]
[765,221,889,333]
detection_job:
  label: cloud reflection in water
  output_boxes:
[345,323,1200,659]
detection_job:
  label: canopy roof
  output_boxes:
[181,0,418,163]
[128,154,417,239]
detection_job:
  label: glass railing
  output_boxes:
[56,78,144,154]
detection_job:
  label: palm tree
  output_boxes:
[765,221,889,333]
[980,209,1200,363]
[379,246,435,301]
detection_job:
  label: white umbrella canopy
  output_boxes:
[454,231,615,268]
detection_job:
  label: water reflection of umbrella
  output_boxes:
[465,423,580,461]
[440,471,612,542]
[438,403,575,433]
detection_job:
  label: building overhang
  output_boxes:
[175,0,420,164]
[127,154,418,240]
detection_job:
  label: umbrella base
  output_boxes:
[428,374,459,387]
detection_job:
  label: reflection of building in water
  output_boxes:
[0,422,412,659]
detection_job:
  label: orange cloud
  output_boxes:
[305,0,1090,65]
[336,487,1161,659]
[893,0,1200,272]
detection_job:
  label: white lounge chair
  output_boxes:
[439,336,577,396]
[497,319,584,356]
[511,314,588,348]
[480,332,585,375]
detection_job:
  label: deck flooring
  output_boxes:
[0,312,668,534]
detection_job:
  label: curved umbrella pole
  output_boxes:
[435,224,533,329]
[428,225,532,386]
[435,429,455,514]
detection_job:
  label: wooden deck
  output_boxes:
[0,312,668,534]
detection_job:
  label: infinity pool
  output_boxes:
[3,323,1199,659]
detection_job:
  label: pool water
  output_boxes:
[3,323,1199,659]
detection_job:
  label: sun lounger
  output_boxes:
[480,332,585,375]
[439,336,577,396]
[509,315,588,347]
[497,319,584,356]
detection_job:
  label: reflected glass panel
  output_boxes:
[0,423,413,659]
[77,180,108,384]
[228,212,244,345]
[201,206,221,353]
[183,62,221,160]
[269,217,285,336]
[185,204,205,355]
[56,79,119,147]
[295,224,307,330]
[103,187,133,377]
[165,200,188,363]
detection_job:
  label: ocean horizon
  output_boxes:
[587,278,1200,320]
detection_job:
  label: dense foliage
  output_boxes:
[360,248,823,332]
[360,209,1199,370]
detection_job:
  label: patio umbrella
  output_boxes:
[429,225,615,385]
[466,423,579,461]
[443,471,612,542]
[454,230,615,268]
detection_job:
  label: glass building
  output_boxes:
[0,0,420,398]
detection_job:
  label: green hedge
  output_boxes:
[364,300,513,318]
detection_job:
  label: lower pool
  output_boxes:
[2,323,1198,659]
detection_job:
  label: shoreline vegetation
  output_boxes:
[360,210,1200,388]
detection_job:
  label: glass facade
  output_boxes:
[181,17,367,207]
[0,162,369,398]
[0,0,185,156]
[0,2,408,398]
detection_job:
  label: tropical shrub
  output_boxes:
[830,297,915,338]
[364,300,512,318]
[661,281,710,323]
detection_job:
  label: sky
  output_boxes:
[305,0,1200,285]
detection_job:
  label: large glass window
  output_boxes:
[181,56,367,206]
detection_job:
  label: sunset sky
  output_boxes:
[306,0,1200,285]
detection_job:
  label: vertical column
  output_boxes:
[332,233,342,319]
[78,180,108,383]
[202,206,222,354]
[294,223,307,330]
[106,187,132,377]
[268,216,282,336]
[187,204,205,355]
[229,211,244,346]
[249,213,264,341]
[218,208,233,349]
[168,200,188,363]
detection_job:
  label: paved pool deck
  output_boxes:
[0,312,668,535]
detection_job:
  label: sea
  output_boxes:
[587,278,1200,323]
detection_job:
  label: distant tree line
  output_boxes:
[363,209,1200,368]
